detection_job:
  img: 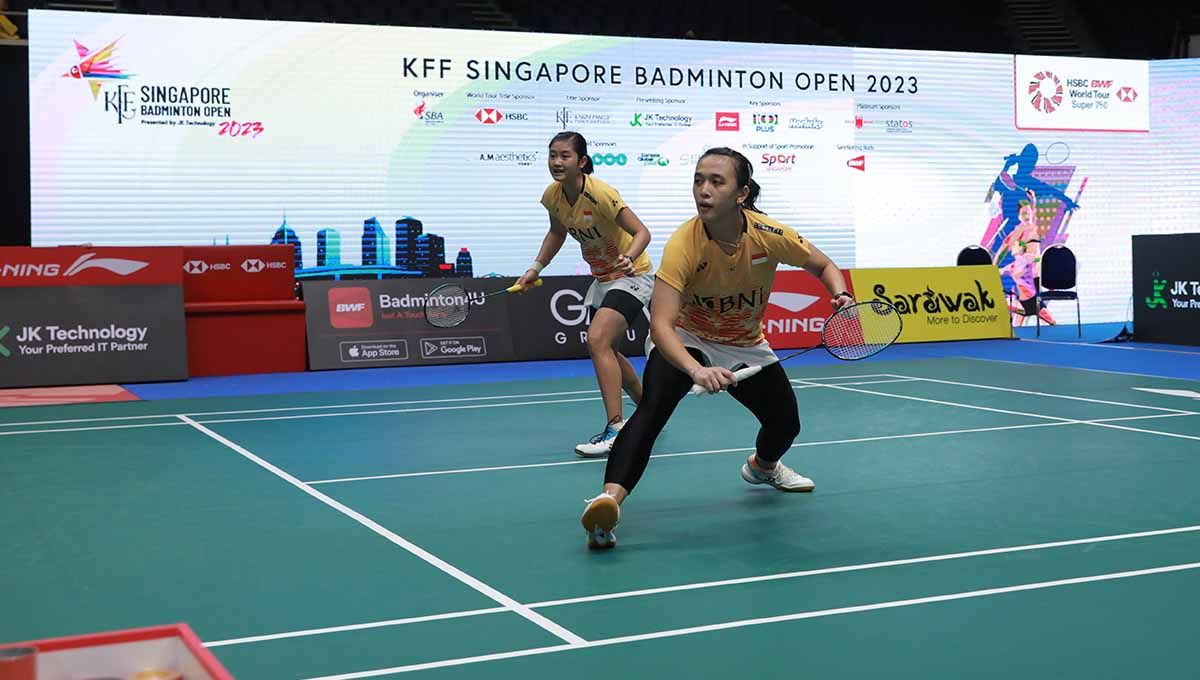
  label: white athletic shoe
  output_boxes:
[741,458,815,492]
[574,420,623,458]
[580,492,620,549]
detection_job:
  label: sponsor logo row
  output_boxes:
[414,104,916,135]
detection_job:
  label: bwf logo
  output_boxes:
[328,287,374,328]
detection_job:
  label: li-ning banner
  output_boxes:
[1132,233,1200,346]
[27,10,1200,327]
[0,247,188,388]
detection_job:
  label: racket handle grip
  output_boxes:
[688,365,763,396]
[507,278,544,294]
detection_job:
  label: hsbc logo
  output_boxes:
[328,287,374,329]
[1116,86,1138,103]
[475,108,503,124]
[184,260,209,274]
[715,112,740,131]
[847,155,866,172]
[242,259,265,273]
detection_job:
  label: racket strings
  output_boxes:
[425,285,472,328]
[823,302,902,360]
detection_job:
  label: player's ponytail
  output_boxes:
[550,131,593,175]
[700,147,763,213]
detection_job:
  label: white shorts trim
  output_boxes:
[645,327,779,372]
[584,272,655,309]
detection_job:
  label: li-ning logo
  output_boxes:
[63,253,148,277]
[768,292,819,313]
[715,112,740,131]
[1145,274,1168,309]
[1,254,148,278]
[1028,70,1064,113]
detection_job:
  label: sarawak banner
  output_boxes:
[845,265,1011,343]
[0,247,188,387]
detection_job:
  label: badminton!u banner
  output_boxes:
[847,266,1011,343]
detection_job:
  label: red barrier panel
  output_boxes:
[179,246,306,376]
[181,245,295,302]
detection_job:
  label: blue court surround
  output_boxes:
[124,323,1199,401]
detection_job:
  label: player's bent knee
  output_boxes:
[774,415,802,442]
[587,329,615,354]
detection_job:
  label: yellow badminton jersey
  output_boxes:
[656,210,813,347]
[541,176,652,282]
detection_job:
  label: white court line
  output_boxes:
[1019,339,1200,356]
[301,561,1200,679]
[0,421,187,437]
[0,378,902,437]
[791,378,1076,424]
[204,607,510,648]
[175,415,586,647]
[205,522,1200,650]
[305,421,1072,485]
[305,411,1198,485]
[0,374,897,430]
[193,396,608,425]
[0,389,602,429]
[795,377,1200,446]
[883,374,1197,415]
[1085,421,1200,442]
[0,396,614,436]
[953,356,1200,383]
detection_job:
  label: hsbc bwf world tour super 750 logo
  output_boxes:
[62,36,261,136]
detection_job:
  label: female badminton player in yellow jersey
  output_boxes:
[516,131,654,458]
[578,147,853,549]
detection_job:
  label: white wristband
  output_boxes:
[528,261,545,274]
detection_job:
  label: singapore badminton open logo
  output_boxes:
[61,36,137,123]
[1028,70,1064,113]
[61,37,132,100]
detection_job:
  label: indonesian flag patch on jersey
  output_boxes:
[583,210,594,222]
[751,251,769,266]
